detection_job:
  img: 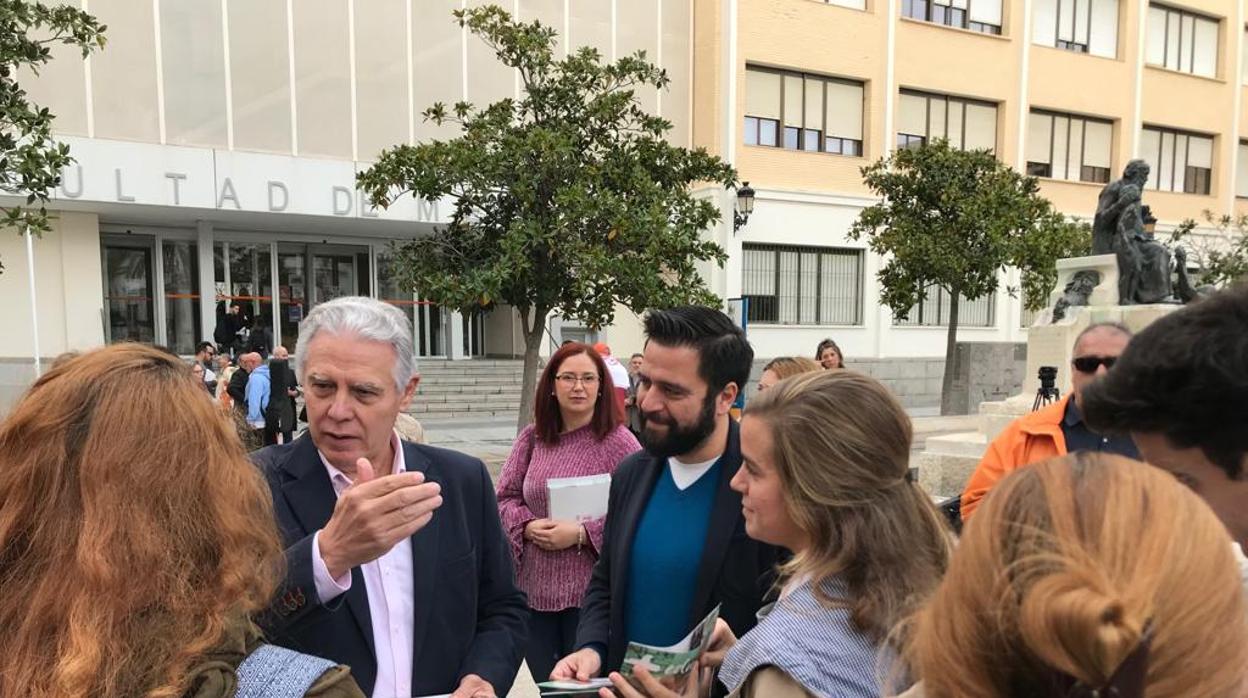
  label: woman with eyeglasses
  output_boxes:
[496,342,642,683]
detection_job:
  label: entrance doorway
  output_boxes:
[102,232,203,355]
[102,236,156,346]
[274,244,370,355]
[98,233,470,360]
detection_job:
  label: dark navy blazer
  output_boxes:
[254,434,529,696]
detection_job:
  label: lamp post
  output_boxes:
[733,182,755,233]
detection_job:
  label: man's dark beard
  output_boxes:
[639,390,718,458]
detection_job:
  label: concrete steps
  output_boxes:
[410,358,536,420]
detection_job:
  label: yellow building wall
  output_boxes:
[710,0,1245,227]
[736,0,885,194]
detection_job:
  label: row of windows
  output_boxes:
[740,244,997,328]
[898,0,1219,80]
[745,66,1217,196]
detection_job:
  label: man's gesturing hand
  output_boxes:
[318,457,443,579]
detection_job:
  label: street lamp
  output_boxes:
[733,182,755,233]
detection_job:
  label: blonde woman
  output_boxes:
[755,356,822,392]
[904,452,1248,698]
[607,370,951,698]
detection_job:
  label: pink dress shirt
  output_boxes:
[312,432,415,698]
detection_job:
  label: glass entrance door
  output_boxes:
[273,245,370,354]
[102,236,156,344]
[312,251,360,305]
[277,246,308,355]
[377,248,448,357]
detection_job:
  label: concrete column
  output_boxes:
[449,309,467,360]
[196,221,215,347]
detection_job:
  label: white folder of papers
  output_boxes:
[546,474,611,522]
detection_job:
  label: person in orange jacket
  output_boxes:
[960,323,1139,520]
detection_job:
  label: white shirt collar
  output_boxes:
[667,454,720,491]
[317,430,406,487]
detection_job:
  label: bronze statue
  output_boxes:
[1092,160,1148,255]
[1092,161,1174,305]
[1174,247,1214,303]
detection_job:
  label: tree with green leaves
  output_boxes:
[1169,210,1248,288]
[0,0,105,273]
[357,5,736,429]
[849,139,1089,415]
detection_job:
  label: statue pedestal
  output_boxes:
[1050,254,1121,308]
[915,299,1180,499]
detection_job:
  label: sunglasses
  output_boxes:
[1072,356,1117,373]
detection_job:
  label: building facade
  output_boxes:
[1,0,1244,408]
[0,0,691,407]
[682,0,1246,369]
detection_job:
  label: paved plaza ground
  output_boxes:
[420,410,978,698]
[421,409,977,477]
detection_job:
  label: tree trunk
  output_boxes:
[515,306,549,434]
[939,289,960,416]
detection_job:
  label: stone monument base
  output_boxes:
[916,300,1180,500]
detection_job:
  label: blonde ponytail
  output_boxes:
[907,452,1248,698]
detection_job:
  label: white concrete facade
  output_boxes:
[0,0,692,394]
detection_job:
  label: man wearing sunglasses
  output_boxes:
[960,322,1139,520]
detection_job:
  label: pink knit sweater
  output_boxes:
[495,423,641,611]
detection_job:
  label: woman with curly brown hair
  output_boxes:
[0,344,363,698]
[903,452,1248,698]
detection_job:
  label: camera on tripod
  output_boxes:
[1033,366,1060,411]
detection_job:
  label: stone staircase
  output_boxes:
[409,358,536,420]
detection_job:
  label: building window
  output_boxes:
[744,67,864,157]
[1140,126,1213,195]
[1026,110,1113,184]
[1237,141,1248,198]
[1146,4,1218,78]
[824,0,867,10]
[902,0,1003,35]
[1032,0,1119,58]
[1242,27,1248,85]
[897,90,998,153]
[897,133,927,150]
[741,244,864,326]
[893,287,996,327]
